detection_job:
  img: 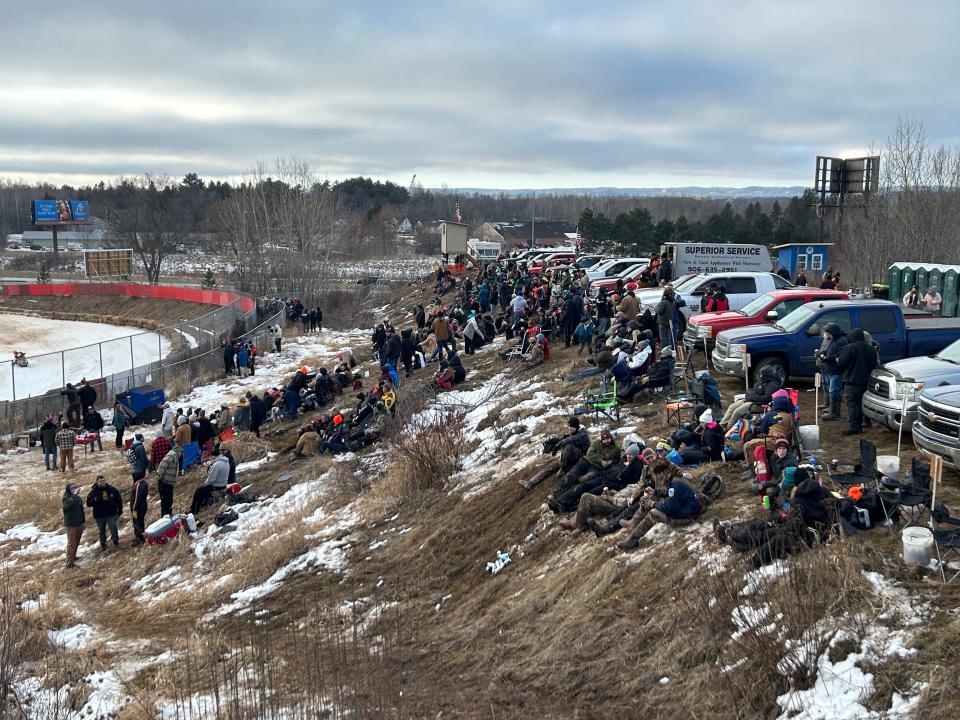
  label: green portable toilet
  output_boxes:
[917,266,930,294]
[930,267,944,298]
[943,268,959,318]
[901,266,916,297]
[888,265,902,303]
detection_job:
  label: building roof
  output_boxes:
[489,221,576,240]
[772,243,835,249]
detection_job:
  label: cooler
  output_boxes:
[145,515,185,545]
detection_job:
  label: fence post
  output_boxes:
[10,360,15,402]
[99,343,104,380]
[129,335,135,381]
[61,351,66,389]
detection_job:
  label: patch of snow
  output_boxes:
[236,452,277,473]
[48,623,97,650]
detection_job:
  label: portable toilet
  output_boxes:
[929,267,944,300]
[887,265,902,303]
[943,268,959,318]
[900,266,916,297]
[916,266,930,294]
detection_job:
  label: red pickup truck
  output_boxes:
[683,288,849,351]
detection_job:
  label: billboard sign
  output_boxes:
[668,243,773,276]
[32,199,89,223]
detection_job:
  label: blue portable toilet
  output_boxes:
[773,243,834,280]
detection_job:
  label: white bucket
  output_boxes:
[902,527,934,567]
[877,455,900,479]
[798,425,820,451]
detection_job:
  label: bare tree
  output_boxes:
[105,175,187,283]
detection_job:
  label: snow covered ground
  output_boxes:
[0,313,171,401]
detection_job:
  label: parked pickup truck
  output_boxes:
[913,386,960,468]
[711,299,960,384]
[637,271,794,319]
[863,338,960,432]
[683,288,849,352]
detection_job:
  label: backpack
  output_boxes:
[214,509,239,527]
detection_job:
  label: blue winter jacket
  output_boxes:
[655,480,701,519]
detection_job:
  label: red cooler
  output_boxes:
[145,516,185,545]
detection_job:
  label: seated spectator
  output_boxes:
[616,459,703,550]
[671,409,724,465]
[292,425,321,459]
[617,347,674,402]
[189,451,231,515]
[549,428,621,509]
[556,443,644,519]
[719,366,783,428]
[233,398,251,432]
[743,392,795,457]
[715,466,832,567]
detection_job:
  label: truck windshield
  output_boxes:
[738,292,776,317]
[777,305,819,333]
[936,339,960,364]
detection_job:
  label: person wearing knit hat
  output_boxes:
[558,434,647,527]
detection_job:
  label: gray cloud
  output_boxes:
[1,1,957,188]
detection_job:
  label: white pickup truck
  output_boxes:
[635,271,794,318]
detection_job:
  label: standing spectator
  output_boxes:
[432,313,453,360]
[86,474,122,550]
[56,421,76,472]
[83,406,105,451]
[776,266,791,280]
[273,325,282,352]
[236,344,250,378]
[837,328,878,436]
[155,445,182,517]
[301,310,310,335]
[655,286,676,350]
[62,483,85,568]
[129,433,149,477]
[655,253,673,285]
[77,378,97,416]
[315,307,323,332]
[924,286,943,316]
[247,342,257,376]
[249,391,267,437]
[61,383,82,427]
[161,402,174,438]
[510,292,528,323]
[902,284,921,308]
[129,470,149,546]
[113,403,129,449]
[222,340,237,376]
[795,271,807,287]
[39,415,58,471]
[149,429,171,470]
[174,415,192,446]
[816,323,847,421]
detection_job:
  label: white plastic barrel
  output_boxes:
[902,527,934,567]
[798,425,820,451]
[877,455,900,479]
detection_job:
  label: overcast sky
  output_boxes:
[1,1,957,189]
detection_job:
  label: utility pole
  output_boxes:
[531,191,536,249]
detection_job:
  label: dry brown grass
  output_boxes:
[227,432,273,464]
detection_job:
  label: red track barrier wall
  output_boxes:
[0,282,256,312]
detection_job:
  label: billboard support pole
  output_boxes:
[52,225,59,258]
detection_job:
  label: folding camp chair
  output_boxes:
[829,439,879,487]
[574,376,620,422]
[888,458,933,528]
[933,503,960,584]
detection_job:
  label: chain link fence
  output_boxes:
[0,297,286,436]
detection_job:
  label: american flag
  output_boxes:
[454,201,462,223]
[575,226,583,257]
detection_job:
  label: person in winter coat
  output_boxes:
[39,416,58,470]
[129,433,149,477]
[190,452,230,514]
[223,341,236,376]
[86,474,122,549]
[617,291,639,320]
[743,392,795,456]
[113,403,129,449]
[248,391,267,437]
[715,466,831,568]
[77,379,97,415]
[510,292,528,323]
[62,483,85,568]
[155,445,182,517]
[616,347,674,402]
[706,287,730,312]
[924,286,943,316]
[129,471,149,545]
[552,428,622,501]
[617,459,702,549]
[236,345,250,378]
[161,402,175,439]
[233,399,251,432]
[837,328,879,436]
[671,409,725,465]
[462,313,483,355]
[149,429,171,470]
[478,283,490,313]
[431,314,453,361]
[554,443,645,515]
[400,328,417,376]
[538,417,592,478]
[656,287,676,349]
[61,383,82,427]
[56,421,76,472]
[656,254,673,285]
[294,426,321,458]
[902,284,921,308]
[720,365,784,427]
[414,304,426,330]
[816,323,848,421]
[174,415,192,447]
[382,328,402,369]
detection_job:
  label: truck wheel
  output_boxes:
[754,357,787,386]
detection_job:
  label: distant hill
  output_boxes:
[447,186,807,199]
